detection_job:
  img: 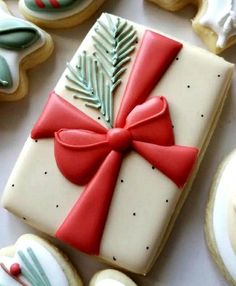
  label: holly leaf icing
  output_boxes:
[0,55,12,89]
[0,19,40,50]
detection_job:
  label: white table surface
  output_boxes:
[1,1,236,285]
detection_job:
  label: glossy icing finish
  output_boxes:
[0,20,40,50]
[200,0,236,48]
[25,0,79,12]
[31,31,197,255]
[0,1,45,94]
[20,0,95,20]
[211,150,236,282]
[0,55,12,88]
[0,238,69,286]
[2,14,234,274]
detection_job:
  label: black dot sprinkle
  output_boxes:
[201,114,204,118]
[133,212,136,216]
[97,117,101,120]
[56,205,59,208]
[113,256,117,261]
[23,217,26,220]
[172,125,174,129]
[44,171,47,175]
[218,74,221,78]
[146,246,149,250]
[11,184,14,187]
[166,199,169,203]
[152,166,155,170]
[121,179,124,183]
[176,57,179,61]
[35,140,38,143]
[187,85,190,88]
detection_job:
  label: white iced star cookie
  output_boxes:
[89,269,137,286]
[0,0,53,101]
[147,0,236,54]
[19,0,106,29]
[0,234,83,286]
[205,150,236,286]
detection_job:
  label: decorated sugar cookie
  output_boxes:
[148,0,236,54]
[19,0,106,29]
[205,150,236,286]
[89,269,137,286]
[1,13,234,274]
[0,234,82,285]
[0,0,53,101]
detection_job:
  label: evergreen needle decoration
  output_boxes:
[65,14,138,128]
[18,247,51,286]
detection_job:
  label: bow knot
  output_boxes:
[107,128,132,152]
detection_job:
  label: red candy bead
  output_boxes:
[10,263,21,276]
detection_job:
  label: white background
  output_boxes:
[1,0,236,285]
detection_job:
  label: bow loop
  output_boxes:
[126,96,174,146]
[55,129,110,185]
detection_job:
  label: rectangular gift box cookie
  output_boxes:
[2,13,234,274]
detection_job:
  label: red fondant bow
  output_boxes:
[31,31,198,255]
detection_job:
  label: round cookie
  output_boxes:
[148,0,236,54]
[205,150,236,286]
[19,0,106,29]
[0,234,83,285]
[0,0,53,101]
[89,269,137,286]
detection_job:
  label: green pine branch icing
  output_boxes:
[66,14,138,128]
[0,19,40,50]
[0,55,12,88]
[18,247,51,286]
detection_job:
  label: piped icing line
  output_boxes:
[0,2,45,94]
[199,0,236,48]
[212,150,236,281]
[0,263,27,286]
[0,239,69,286]
[35,0,45,8]
[20,0,96,20]
[66,14,138,128]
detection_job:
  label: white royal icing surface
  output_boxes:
[212,150,236,282]
[0,2,45,94]
[96,279,125,286]
[19,0,94,21]
[0,239,69,286]
[90,269,137,286]
[200,0,236,48]
[1,14,234,274]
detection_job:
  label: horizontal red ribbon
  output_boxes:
[31,30,198,255]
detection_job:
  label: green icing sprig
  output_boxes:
[18,247,51,286]
[66,51,113,128]
[93,13,137,91]
[66,14,138,128]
